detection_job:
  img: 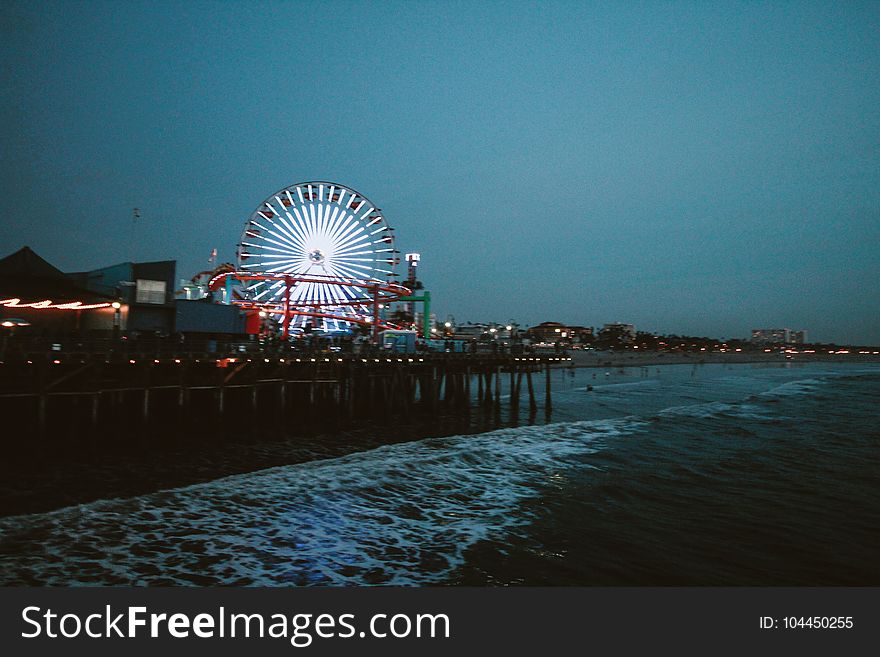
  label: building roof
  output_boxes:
[0,246,67,280]
[0,246,115,303]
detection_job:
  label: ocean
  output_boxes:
[1,361,878,585]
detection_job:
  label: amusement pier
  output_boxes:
[0,180,569,458]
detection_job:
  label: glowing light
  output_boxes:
[111,301,122,309]
[0,298,112,310]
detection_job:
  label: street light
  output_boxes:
[112,301,122,338]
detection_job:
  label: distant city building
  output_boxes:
[751,328,808,344]
[454,322,492,339]
[452,322,516,340]
[527,322,567,342]
[601,323,636,342]
[525,322,594,343]
[789,330,808,344]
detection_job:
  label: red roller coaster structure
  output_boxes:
[208,271,411,341]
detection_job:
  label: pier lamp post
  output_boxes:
[112,301,122,340]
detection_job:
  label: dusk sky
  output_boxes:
[2,1,878,343]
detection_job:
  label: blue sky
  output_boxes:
[2,0,878,343]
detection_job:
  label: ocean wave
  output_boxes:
[757,378,828,399]
[656,401,783,422]
[0,418,642,586]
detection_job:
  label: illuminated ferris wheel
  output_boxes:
[237,181,398,331]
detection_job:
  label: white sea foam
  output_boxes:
[657,401,783,422]
[0,418,643,586]
[758,378,827,399]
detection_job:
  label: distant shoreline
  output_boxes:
[560,350,880,369]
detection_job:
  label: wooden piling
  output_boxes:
[527,369,536,411]
[545,361,552,411]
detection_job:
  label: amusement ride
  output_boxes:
[206,181,420,341]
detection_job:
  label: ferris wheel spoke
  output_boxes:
[241,252,300,267]
[262,259,309,273]
[333,243,378,258]
[282,210,311,246]
[315,203,326,240]
[335,229,372,252]
[326,205,342,238]
[313,204,326,242]
[241,238,297,256]
[327,212,355,244]
[249,225,298,253]
[251,213,304,252]
[272,212,308,250]
[252,230,302,253]
[307,204,319,243]
[287,208,312,245]
[321,203,335,239]
[331,260,374,279]
[333,226,367,254]
[252,280,285,301]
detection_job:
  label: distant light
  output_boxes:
[505,325,512,331]
[444,322,452,327]
[111,301,121,309]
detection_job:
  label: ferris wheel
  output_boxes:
[237,181,398,331]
